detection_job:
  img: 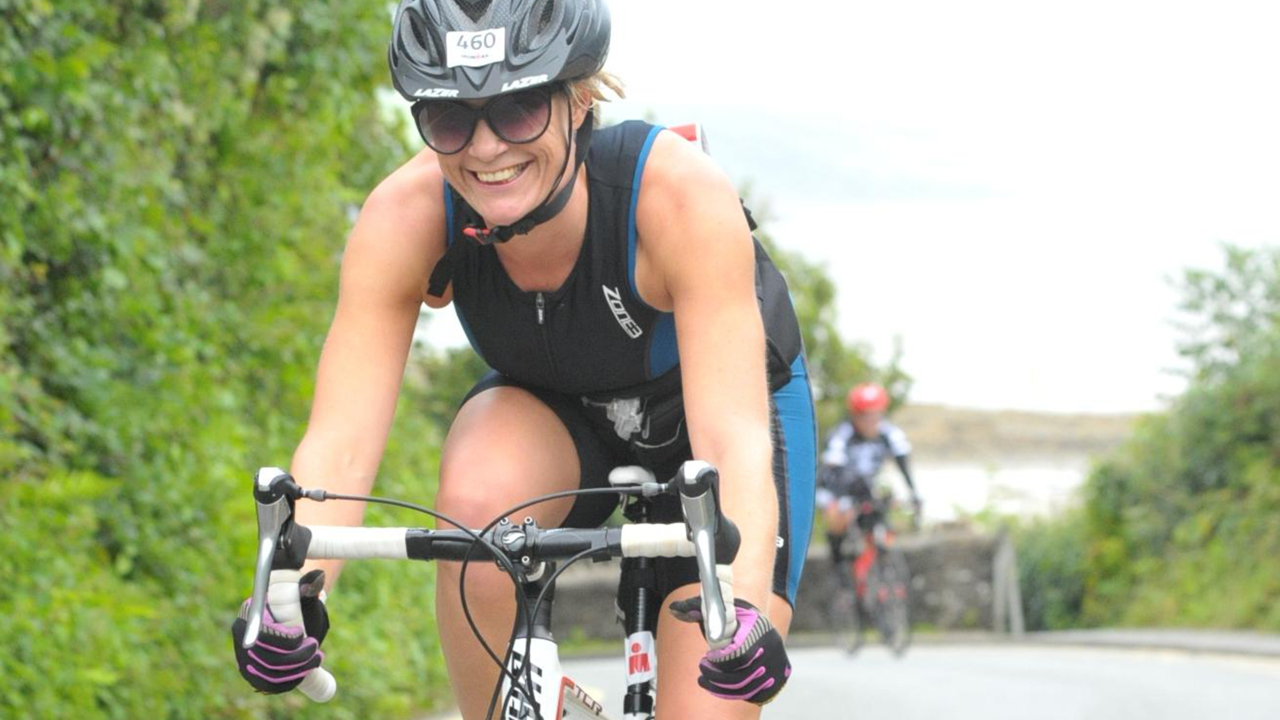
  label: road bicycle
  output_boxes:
[828,494,911,657]
[240,460,741,720]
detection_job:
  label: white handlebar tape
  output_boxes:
[307,526,411,559]
[267,569,337,702]
[619,524,696,557]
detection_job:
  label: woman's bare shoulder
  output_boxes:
[638,131,750,246]
[362,150,447,232]
[343,150,451,305]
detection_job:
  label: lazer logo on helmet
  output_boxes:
[602,286,643,339]
[413,88,460,98]
[501,74,549,93]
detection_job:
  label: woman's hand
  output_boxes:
[230,569,330,694]
[669,596,791,705]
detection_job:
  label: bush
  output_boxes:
[1014,511,1088,631]
[0,2,460,717]
[1020,245,1280,630]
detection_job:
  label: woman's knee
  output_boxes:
[437,386,580,528]
[435,555,511,605]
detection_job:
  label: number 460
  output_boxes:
[458,32,497,50]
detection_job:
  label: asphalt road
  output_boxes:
[561,643,1280,720]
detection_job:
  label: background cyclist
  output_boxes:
[816,382,921,583]
[230,1,816,717]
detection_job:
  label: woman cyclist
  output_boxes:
[230,1,817,717]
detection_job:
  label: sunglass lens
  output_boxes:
[419,102,475,154]
[489,89,552,144]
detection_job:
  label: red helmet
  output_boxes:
[847,383,889,414]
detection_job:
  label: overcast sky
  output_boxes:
[419,0,1280,414]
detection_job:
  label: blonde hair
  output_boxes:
[567,71,625,115]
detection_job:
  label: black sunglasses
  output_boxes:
[411,84,560,155]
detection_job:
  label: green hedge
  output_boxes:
[0,2,455,717]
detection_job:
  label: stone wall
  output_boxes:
[547,530,1012,641]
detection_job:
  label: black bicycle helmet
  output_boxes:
[389,0,611,101]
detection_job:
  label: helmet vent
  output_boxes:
[454,0,492,23]
[407,13,431,56]
[537,0,556,34]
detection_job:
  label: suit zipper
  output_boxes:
[535,292,561,386]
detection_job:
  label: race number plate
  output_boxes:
[446,28,506,68]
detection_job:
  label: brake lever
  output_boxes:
[676,460,741,649]
[243,467,299,648]
[242,467,335,702]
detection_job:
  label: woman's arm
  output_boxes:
[290,157,448,589]
[635,131,777,608]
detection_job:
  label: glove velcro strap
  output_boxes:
[708,605,775,664]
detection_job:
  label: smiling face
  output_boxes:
[435,86,588,228]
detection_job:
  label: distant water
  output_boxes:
[890,460,1089,522]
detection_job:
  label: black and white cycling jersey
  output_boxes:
[817,419,912,502]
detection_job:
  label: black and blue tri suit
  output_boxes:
[441,120,817,606]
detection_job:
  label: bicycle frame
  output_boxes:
[616,491,661,720]
[848,500,892,600]
[500,573,609,719]
[498,571,658,720]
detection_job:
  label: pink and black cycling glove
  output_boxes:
[669,596,791,705]
[230,569,329,694]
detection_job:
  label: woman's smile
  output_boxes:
[472,161,531,186]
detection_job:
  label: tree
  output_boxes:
[1,3,452,717]
[745,188,911,430]
[1067,244,1280,629]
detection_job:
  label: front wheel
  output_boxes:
[829,575,864,656]
[866,547,911,657]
